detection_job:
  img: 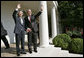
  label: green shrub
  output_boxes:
[72,31,80,36]
[61,43,69,50]
[53,38,64,47]
[66,30,82,38]
[66,31,72,36]
[53,34,71,50]
[69,38,83,54]
[74,31,81,38]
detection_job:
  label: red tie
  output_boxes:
[29,16,31,23]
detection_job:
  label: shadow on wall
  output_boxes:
[1,1,16,44]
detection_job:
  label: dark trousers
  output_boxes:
[1,35,10,48]
[27,31,37,51]
[15,31,25,54]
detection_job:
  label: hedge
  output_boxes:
[66,31,82,38]
[53,34,71,50]
[53,38,64,47]
[69,38,83,54]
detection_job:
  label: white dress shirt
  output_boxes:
[20,17,23,25]
[28,16,31,22]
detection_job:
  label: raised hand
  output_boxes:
[40,5,43,11]
[17,4,21,9]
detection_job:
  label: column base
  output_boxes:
[49,38,53,44]
[39,44,54,48]
[39,44,50,48]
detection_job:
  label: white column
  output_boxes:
[39,1,49,47]
[51,6,57,39]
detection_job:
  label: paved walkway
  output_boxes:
[1,43,83,57]
[20,45,83,57]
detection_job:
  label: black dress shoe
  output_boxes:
[29,48,32,54]
[20,51,26,54]
[34,50,37,53]
[17,53,20,56]
[5,47,10,49]
[29,51,32,54]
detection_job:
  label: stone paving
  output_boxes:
[1,43,83,57]
[1,43,29,57]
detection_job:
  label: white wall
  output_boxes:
[1,2,16,45]
[1,2,28,46]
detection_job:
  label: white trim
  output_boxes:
[53,1,58,9]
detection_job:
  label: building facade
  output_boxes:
[1,1,61,47]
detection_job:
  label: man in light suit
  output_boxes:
[12,4,26,56]
[25,5,43,54]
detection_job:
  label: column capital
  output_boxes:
[52,1,58,9]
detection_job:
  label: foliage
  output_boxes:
[66,31,73,36]
[53,37,64,47]
[72,30,81,36]
[58,1,83,30]
[69,38,83,54]
[53,34,83,54]
[61,43,69,50]
[66,30,82,38]
[53,34,71,50]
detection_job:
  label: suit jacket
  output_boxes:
[25,11,42,33]
[12,10,25,34]
[1,22,7,36]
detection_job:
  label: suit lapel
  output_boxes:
[18,17,24,26]
[18,17,21,24]
[27,16,31,23]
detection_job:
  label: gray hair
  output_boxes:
[27,9,32,12]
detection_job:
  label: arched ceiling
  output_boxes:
[1,1,54,15]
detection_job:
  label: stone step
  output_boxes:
[20,45,83,57]
[20,46,69,57]
[1,44,83,57]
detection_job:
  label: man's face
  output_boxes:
[27,9,32,16]
[18,11,23,17]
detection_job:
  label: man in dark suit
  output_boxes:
[12,4,26,56]
[1,22,10,49]
[25,5,43,54]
